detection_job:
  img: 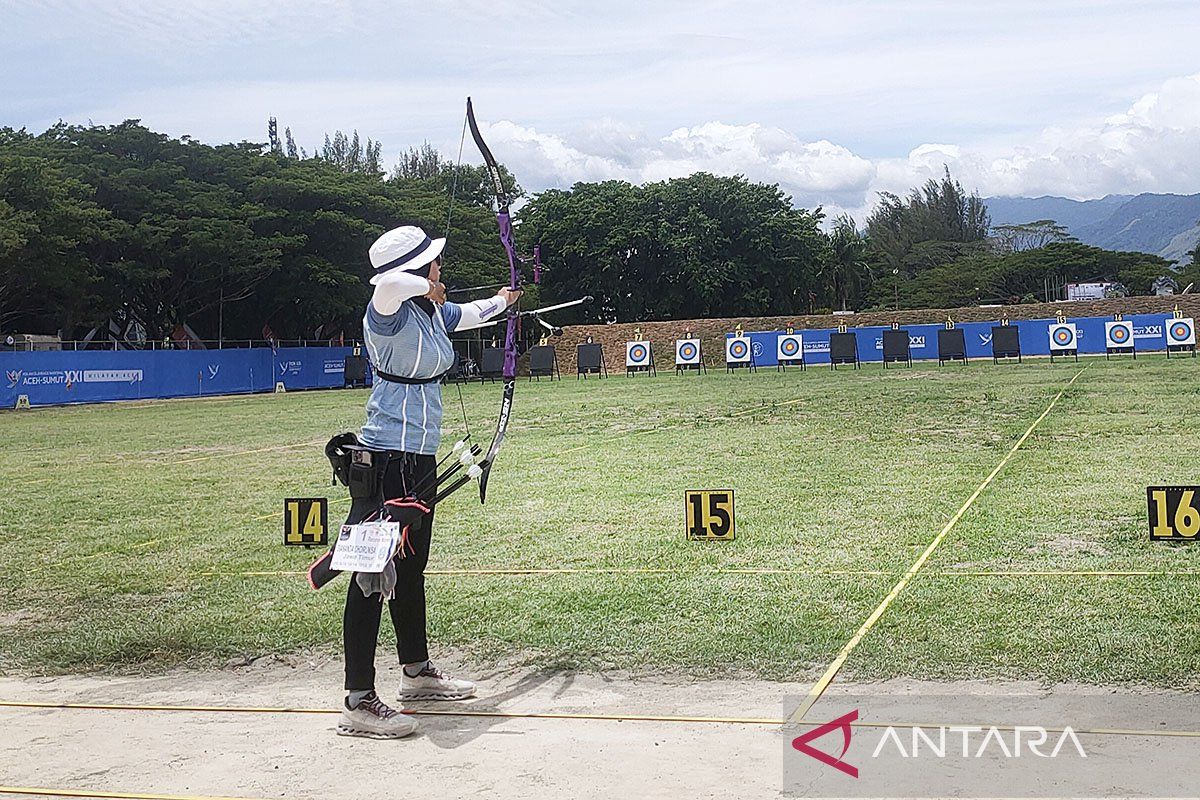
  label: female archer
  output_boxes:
[337,224,520,739]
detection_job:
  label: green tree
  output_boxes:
[284,128,303,159]
[822,215,870,311]
[390,152,524,212]
[893,241,1176,309]
[519,173,826,321]
[392,142,446,181]
[1186,237,1200,269]
[991,220,1074,253]
[0,135,108,335]
[865,167,990,273]
[318,130,384,178]
[0,120,520,341]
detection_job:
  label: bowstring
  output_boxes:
[445,107,472,444]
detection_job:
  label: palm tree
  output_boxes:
[824,215,871,311]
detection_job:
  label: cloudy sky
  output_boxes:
[3,0,1200,219]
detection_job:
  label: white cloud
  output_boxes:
[882,73,1200,203]
[465,72,1200,223]
[471,119,876,213]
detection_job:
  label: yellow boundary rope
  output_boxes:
[0,787,266,800]
[197,567,1200,579]
[252,496,347,522]
[728,396,809,417]
[171,439,325,466]
[790,368,1087,723]
[559,394,811,455]
[1,700,1197,738]
[0,700,774,725]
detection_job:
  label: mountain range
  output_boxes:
[985,193,1200,264]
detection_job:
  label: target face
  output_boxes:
[625,341,650,366]
[777,334,803,360]
[675,340,700,364]
[1167,318,1196,345]
[726,337,750,363]
[1049,323,1077,351]
[1105,321,1133,348]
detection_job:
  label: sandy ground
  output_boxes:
[0,654,797,800]
[0,655,1197,800]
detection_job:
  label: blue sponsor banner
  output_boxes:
[1,347,357,408]
[743,332,777,366]
[730,312,1176,367]
[1128,313,1170,349]
[738,329,836,366]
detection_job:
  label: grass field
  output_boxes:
[2,358,1199,686]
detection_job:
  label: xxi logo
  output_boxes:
[792,709,859,778]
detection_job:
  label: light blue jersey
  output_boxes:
[360,300,465,454]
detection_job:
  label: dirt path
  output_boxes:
[0,657,1196,799]
[0,655,795,800]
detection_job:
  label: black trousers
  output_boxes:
[343,452,436,691]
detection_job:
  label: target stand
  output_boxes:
[675,338,705,375]
[443,353,467,384]
[480,346,505,383]
[725,335,756,373]
[343,354,369,388]
[528,345,560,381]
[776,331,805,371]
[991,324,1022,364]
[576,341,607,379]
[626,340,656,376]
[1105,319,1136,360]
[829,331,859,370]
[937,323,968,365]
[1166,315,1197,358]
[1048,321,1078,363]
[882,327,912,368]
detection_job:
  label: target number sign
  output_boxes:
[1167,318,1196,346]
[284,497,328,546]
[777,333,803,360]
[676,339,700,364]
[626,341,650,367]
[1148,487,1200,541]
[685,489,735,540]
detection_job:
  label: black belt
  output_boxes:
[373,367,451,385]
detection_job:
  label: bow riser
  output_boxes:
[496,209,520,382]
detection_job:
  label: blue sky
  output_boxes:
[4,1,1200,218]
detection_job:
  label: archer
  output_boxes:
[333,224,519,739]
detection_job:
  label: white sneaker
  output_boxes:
[337,692,418,739]
[399,662,476,701]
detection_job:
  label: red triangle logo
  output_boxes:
[792,709,859,778]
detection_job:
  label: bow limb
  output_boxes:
[466,97,521,503]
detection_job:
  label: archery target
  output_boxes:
[1105,320,1134,348]
[626,341,650,367]
[725,336,751,363]
[777,333,804,361]
[1167,318,1196,346]
[675,339,701,365]
[1048,322,1077,351]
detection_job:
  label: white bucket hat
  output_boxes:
[368,225,446,285]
